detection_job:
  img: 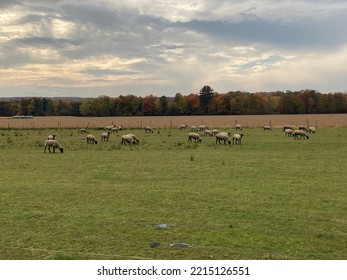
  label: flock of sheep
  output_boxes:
[43,123,316,153]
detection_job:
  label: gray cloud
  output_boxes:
[1,0,347,97]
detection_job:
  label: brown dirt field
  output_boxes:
[0,114,347,129]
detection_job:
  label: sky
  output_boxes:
[1,0,347,97]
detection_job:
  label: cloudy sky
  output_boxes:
[1,0,347,97]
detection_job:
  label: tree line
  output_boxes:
[1,87,347,117]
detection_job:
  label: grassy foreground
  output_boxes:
[0,126,346,260]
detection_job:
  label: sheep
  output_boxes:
[86,134,98,144]
[101,131,110,142]
[128,133,140,143]
[188,132,202,143]
[283,125,295,131]
[204,129,213,136]
[199,124,208,131]
[293,130,309,140]
[190,125,198,131]
[79,128,88,134]
[215,132,231,145]
[284,128,294,137]
[212,129,220,136]
[47,134,56,140]
[235,124,243,131]
[44,140,63,153]
[232,133,244,145]
[121,134,135,145]
[308,126,316,134]
[263,125,272,131]
[144,126,154,133]
[179,124,187,130]
[298,125,309,132]
[110,127,119,134]
[104,125,115,131]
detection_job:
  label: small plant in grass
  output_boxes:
[190,154,195,161]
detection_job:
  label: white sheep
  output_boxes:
[298,125,309,132]
[199,124,208,131]
[215,132,231,145]
[145,126,154,133]
[190,125,198,131]
[293,130,309,140]
[128,133,140,143]
[284,128,294,137]
[204,129,213,136]
[44,140,63,153]
[263,126,272,131]
[235,124,243,131]
[110,127,119,134]
[101,131,110,141]
[283,125,295,131]
[188,132,202,143]
[308,126,316,134]
[79,128,88,134]
[212,129,220,136]
[232,133,244,144]
[121,134,135,145]
[179,124,187,130]
[86,134,98,144]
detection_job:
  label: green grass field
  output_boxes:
[0,127,346,260]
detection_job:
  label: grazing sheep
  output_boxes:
[284,128,294,137]
[263,126,272,131]
[104,125,115,131]
[121,134,135,145]
[298,125,309,132]
[235,124,243,131]
[215,132,231,145]
[179,124,187,130]
[44,140,63,153]
[86,134,98,144]
[47,134,56,140]
[190,125,198,131]
[199,124,208,131]
[212,129,220,136]
[101,131,110,142]
[232,133,244,144]
[79,128,88,134]
[188,132,202,143]
[308,126,316,134]
[128,133,140,143]
[293,130,309,140]
[145,126,154,133]
[283,125,295,131]
[110,127,119,134]
[204,129,213,136]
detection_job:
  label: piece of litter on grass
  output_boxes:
[156,223,167,229]
[150,242,161,248]
[169,243,190,248]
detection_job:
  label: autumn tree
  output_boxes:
[142,95,157,115]
[186,93,201,115]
